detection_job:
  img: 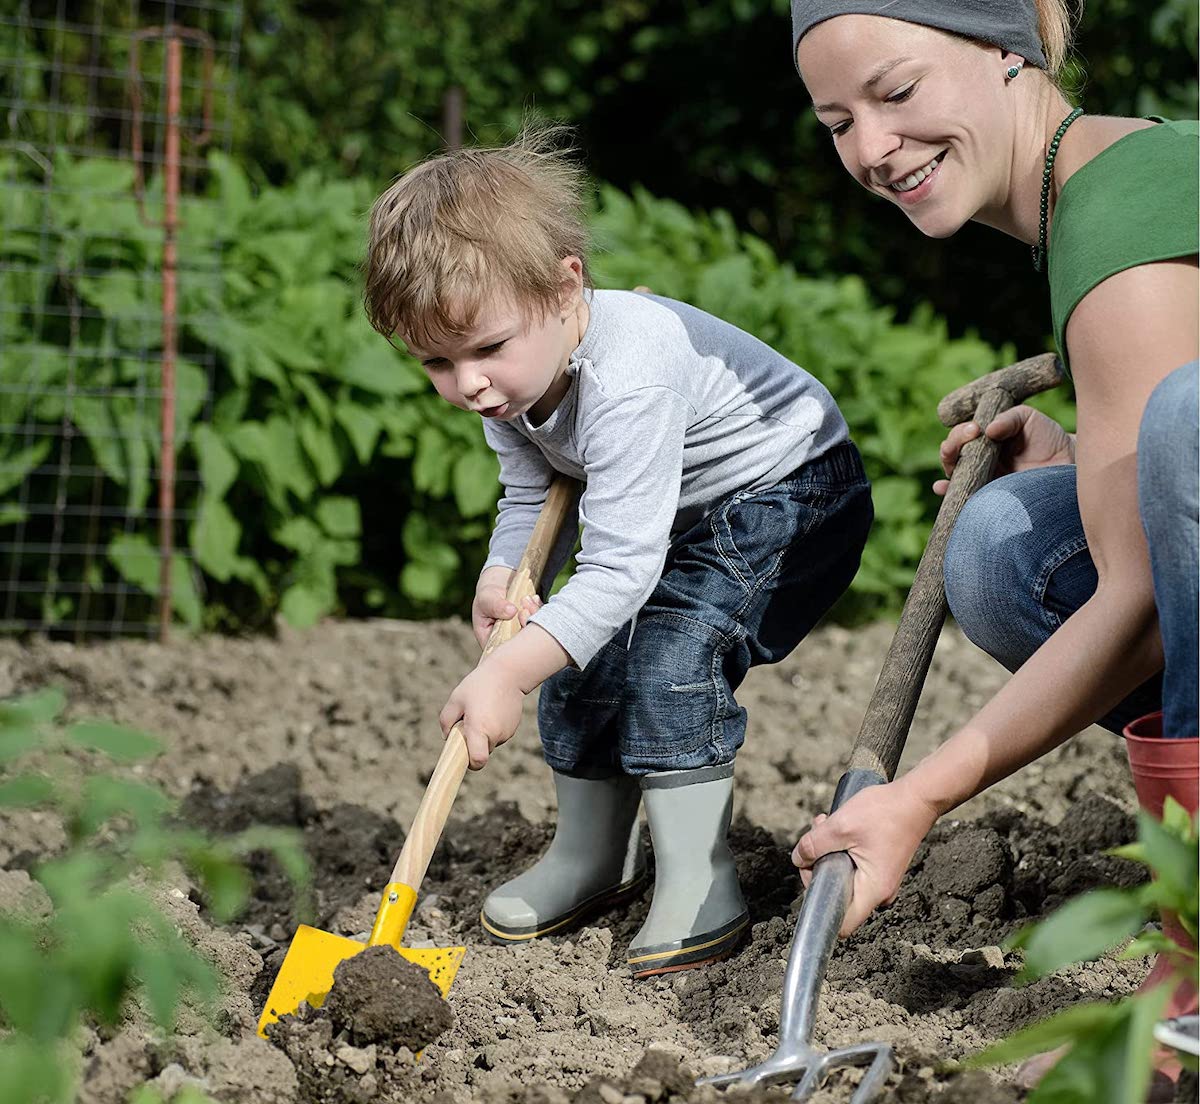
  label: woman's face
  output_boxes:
[797,16,1017,239]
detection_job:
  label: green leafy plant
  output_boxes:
[970,797,1198,1103]
[0,689,309,1104]
[3,147,1076,629]
[2,149,499,631]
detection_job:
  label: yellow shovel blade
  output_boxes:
[256,924,466,1038]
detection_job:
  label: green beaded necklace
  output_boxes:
[1033,106,1085,273]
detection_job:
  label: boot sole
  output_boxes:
[480,871,649,944]
[627,911,749,977]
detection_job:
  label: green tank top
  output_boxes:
[1049,118,1199,371]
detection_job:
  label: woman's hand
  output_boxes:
[792,777,940,936]
[934,405,1075,495]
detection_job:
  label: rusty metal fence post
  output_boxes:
[129,23,214,640]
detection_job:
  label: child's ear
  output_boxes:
[558,256,585,317]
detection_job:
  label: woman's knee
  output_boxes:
[943,470,1077,664]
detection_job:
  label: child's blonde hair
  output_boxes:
[364,124,592,348]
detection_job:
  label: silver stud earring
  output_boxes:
[1006,63,1023,81]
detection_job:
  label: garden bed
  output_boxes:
[0,619,1154,1102]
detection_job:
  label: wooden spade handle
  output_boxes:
[847,354,1065,779]
[388,475,579,891]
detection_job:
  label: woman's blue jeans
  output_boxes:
[943,362,1198,738]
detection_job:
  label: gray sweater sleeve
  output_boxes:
[482,419,553,572]
[481,420,578,593]
[528,385,692,667]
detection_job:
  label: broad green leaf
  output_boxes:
[192,424,239,500]
[0,688,66,727]
[1026,987,1169,1104]
[968,1001,1123,1068]
[191,497,242,582]
[191,851,251,922]
[106,534,203,629]
[279,582,331,628]
[315,496,360,538]
[0,1015,78,1096]
[299,416,342,486]
[413,425,452,496]
[1011,889,1146,981]
[1135,810,1197,905]
[332,338,428,395]
[0,774,56,808]
[208,149,252,221]
[273,516,323,555]
[0,725,41,762]
[453,449,501,517]
[75,775,172,836]
[1159,796,1196,839]
[334,402,381,463]
[0,439,52,497]
[401,560,453,603]
[65,721,162,762]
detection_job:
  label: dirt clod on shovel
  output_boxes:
[320,944,454,1048]
[265,947,455,1104]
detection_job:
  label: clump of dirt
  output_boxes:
[264,946,454,1103]
[322,945,454,1048]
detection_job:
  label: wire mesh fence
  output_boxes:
[0,0,242,638]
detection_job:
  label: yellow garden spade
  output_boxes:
[258,475,579,1038]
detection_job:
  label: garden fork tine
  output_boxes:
[701,354,1065,1102]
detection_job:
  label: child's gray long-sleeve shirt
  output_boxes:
[482,289,849,667]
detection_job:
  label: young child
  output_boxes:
[364,127,872,976]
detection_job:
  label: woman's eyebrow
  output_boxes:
[812,55,914,113]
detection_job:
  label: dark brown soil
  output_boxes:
[0,619,1160,1103]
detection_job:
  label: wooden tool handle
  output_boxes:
[847,356,1065,780]
[937,352,1063,427]
[389,475,579,890]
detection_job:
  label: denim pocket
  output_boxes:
[711,483,828,595]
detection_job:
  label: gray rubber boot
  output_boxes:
[481,771,647,944]
[627,764,748,977]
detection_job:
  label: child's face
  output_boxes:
[798,16,1019,240]
[405,266,582,426]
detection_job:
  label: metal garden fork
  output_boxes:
[701,354,1065,1102]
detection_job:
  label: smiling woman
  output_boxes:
[788,0,1198,1089]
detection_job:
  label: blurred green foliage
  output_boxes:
[0,0,1186,630]
[0,151,499,630]
[3,0,1194,354]
[234,0,1197,355]
[0,688,307,1104]
[1,150,1073,629]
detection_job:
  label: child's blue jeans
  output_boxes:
[537,441,873,776]
[943,361,1198,738]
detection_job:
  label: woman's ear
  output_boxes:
[1002,51,1027,81]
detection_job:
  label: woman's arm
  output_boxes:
[794,258,1199,934]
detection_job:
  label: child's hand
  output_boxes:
[472,567,543,649]
[438,661,525,770]
[473,567,516,649]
